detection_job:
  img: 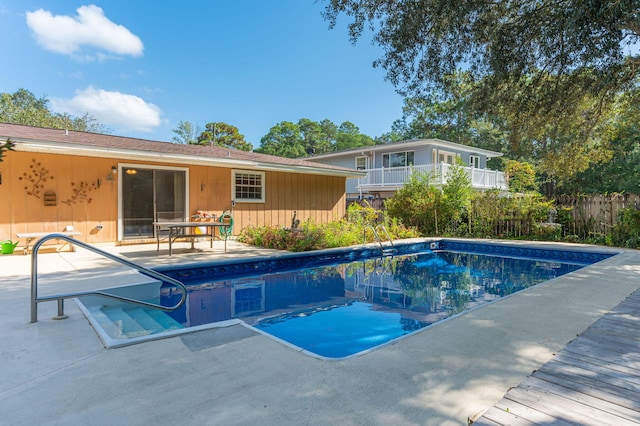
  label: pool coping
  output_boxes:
[74,238,622,356]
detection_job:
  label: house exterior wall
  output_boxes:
[311,144,491,197]
[311,145,492,170]
[0,150,347,246]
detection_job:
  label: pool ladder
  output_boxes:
[29,233,187,323]
[366,224,396,257]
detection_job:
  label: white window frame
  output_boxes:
[437,150,458,165]
[469,155,480,168]
[355,156,369,170]
[232,170,265,203]
[382,151,415,168]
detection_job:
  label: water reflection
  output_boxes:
[162,251,582,330]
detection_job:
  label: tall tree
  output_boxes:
[391,72,507,155]
[335,121,374,150]
[298,118,337,155]
[0,88,108,133]
[323,1,639,98]
[323,0,640,162]
[556,88,640,194]
[255,121,306,158]
[171,120,199,144]
[393,72,475,143]
[196,122,252,151]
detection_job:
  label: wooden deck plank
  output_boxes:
[468,412,506,426]
[492,398,575,425]
[563,339,640,370]
[540,359,640,397]
[579,327,640,350]
[524,375,640,422]
[473,288,640,425]
[569,333,640,361]
[553,350,640,387]
[477,403,554,426]
[557,348,640,379]
[587,320,640,343]
[502,384,637,426]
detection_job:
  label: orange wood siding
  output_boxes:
[1,151,347,247]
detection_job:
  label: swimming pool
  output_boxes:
[77,240,617,356]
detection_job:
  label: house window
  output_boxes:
[232,170,265,203]
[437,150,457,165]
[382,151,415,168]
[469,155,480,168]
[355,156,368,170]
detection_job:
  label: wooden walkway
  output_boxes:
[473,289,640,425]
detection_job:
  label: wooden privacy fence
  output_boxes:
[555,193,640,237]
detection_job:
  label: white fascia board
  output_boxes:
[14,140,361,177]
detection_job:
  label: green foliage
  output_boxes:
[504,160,537,193]
[556,88,640,194]
[469,192,552,239]
[238,203,419,251]
[254,118,374,158]
[384,164,473,236]
[197,122,252,151]
[0,88,108,133]
[171,120,199,144]
[255,121,307,158]
[385,170,443,235]
[324,1,639,192]
[0,138,15,163]
[323,1,639,101]
[385,169,554,240]
[441,162,473,233]
[612,208,640,249]
[334,121,374,150]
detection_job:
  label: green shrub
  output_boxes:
[237,204,419,251]
[385,171,443,235]
[612,207,640,248]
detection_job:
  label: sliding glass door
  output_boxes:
[121,166,186,239]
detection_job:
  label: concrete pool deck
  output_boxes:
[1,238,639,425]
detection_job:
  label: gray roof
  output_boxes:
[0,122,363,177]
[308,138,504,160]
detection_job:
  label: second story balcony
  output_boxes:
[355,163,508,192]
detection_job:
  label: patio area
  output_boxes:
[1,238,640,425]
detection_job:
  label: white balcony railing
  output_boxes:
[356,164,507,191]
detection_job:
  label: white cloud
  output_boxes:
[26,5,143,59]
[51,87,161,132]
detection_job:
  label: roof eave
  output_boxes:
[308,138,504,159]
[12,139,364,178]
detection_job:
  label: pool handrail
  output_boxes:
[365,223,395,256]
[30,233,187,323]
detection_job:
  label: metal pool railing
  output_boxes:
[30,233,187,323]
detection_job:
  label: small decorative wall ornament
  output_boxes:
[43,191,57,207]
[19,159,54,198]
[61,180,98,205]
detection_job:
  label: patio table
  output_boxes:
[153,221,227,255]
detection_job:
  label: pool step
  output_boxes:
[98,305,183,339]
[143,308,184,331]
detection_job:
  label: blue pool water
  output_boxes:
[152,242,614,358]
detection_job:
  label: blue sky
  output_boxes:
[0,1,406,148]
